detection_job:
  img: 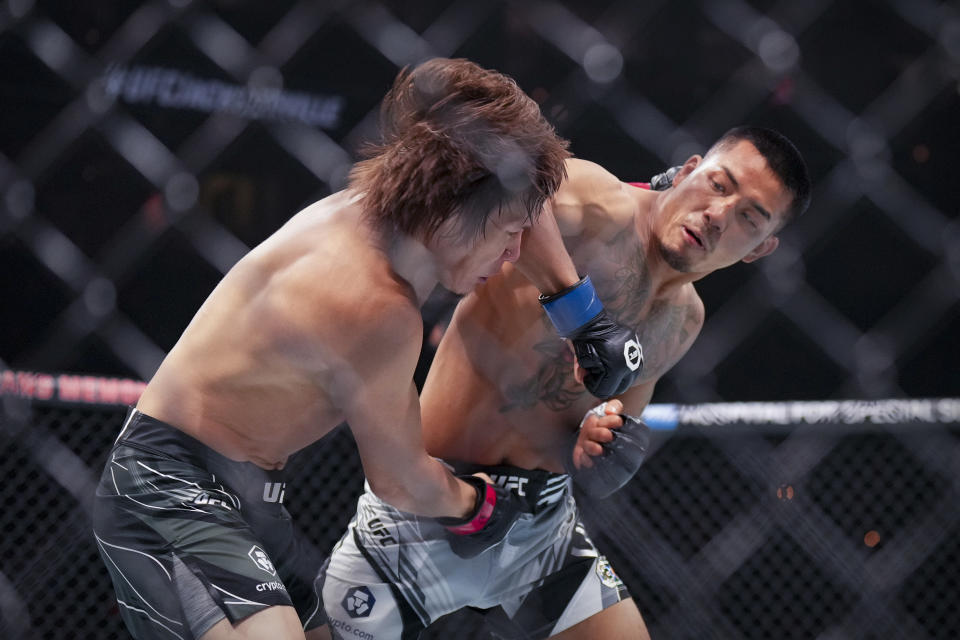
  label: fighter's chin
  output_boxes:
[469,271,499,290]
[468,275,494,292]
[442,268,496,294]
[658,245,697,273]
[445,283,470,296]
[442,277,474,296]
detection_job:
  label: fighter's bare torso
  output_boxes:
[137,190,422,469]
[421,159,705,472]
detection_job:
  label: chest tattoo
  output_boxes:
[501,329,584,412]
[500,233,701,414]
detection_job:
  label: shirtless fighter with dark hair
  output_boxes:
[92,58,645,640]
[321,126,811,639]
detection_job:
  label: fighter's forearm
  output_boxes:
[365,454,475,518]
[514,204,580,295]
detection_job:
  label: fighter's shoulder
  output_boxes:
[560,158,625,200]
[640,285,705,380]
[322,275,422,344]
[262,246,421,347]
[342,292,423,373]
[554,159,635,230]
[310,282,423,379]
[679,284,706,335]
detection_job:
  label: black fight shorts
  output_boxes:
[92,409,326,639]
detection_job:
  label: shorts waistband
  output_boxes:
[446,461,570,513]
[116,408,226,465]
[114,408,287,500]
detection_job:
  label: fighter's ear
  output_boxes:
[742,235,779,263]
[672,155,702,186]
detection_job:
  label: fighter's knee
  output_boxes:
[305,625,333,640]
[198,605,306,640]
[548,598,650,639]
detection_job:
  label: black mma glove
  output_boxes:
[540,276,643,398]
[563,403,651,499]
[649,165,682,191]
[436,475,524,558]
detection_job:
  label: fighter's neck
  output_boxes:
[384,229,439,306]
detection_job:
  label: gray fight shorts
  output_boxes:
[321,462,630,639]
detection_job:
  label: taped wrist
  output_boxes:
[436,475,495,535]
[538,275,604,337]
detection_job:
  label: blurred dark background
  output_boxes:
[2,2,960,639]
[2,0,957,402]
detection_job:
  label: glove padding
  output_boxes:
[563,404,651,499]
[539,276,643,399]
[570,310,644,398]
[649,165,682,191]
[436,475,524,558]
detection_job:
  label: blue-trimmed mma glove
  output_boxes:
[539,276,643,398]
[436,475,524,558]
[563,402,651,499]
[649,165,682,191]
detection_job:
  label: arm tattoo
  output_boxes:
[499,232,703,413]
[501,327,586,412]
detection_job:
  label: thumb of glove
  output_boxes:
[573,341,601,372]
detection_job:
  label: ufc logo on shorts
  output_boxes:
[263,482,286,503]
[192,491,232,509]
[367,517,397,546]
[489,474,528,496]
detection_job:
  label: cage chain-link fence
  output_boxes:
[1,379,958,639]
[2,0,959,638]
[1,0,957,400]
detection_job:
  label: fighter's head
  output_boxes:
[350,58,570,244]
[705,126,811,227]
[651,126,810,274]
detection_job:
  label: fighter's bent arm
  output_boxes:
[517,165,647,398]
[513,200,580,293]
[329,300,476,519]
[349,380,476,519]
[515,159,630,291]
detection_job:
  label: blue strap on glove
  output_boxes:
[539,275,605,336]
[540,276,643,398]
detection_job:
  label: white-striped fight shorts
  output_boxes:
[320,462,630,639]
